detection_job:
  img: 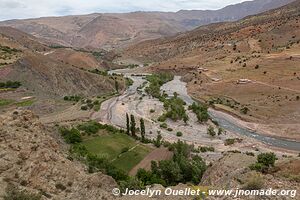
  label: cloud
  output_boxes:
[0,0,246,21]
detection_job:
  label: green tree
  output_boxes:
[130,114,136,137]
[126,113,130,135]
[115,80,119,93]
[154,133,162,147]
[140,118,145,141]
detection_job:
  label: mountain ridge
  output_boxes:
[0,0,294,49]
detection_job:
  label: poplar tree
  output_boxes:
[130,114,136,137]
[140,118,145,141]
[126,113,130,135]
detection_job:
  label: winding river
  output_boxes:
[110,69,300,151]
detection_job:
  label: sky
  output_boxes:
[0,0,247,21]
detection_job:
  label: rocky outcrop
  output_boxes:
[0,110,118,199]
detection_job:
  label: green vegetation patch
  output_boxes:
[15,99,35,107]
[188,102,209,122]
[0,81,21,89]
[161,94,188,123]
[145,73,174,98]
[0,99,14,107]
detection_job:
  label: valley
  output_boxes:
[0,0,299,199]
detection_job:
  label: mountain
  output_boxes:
[0,0,294,50]
[122,0,300,140]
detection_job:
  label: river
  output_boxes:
[109,70,300,151]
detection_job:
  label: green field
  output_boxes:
[0,99,14,107]
[15,99,35,107]
[82,132,152,172]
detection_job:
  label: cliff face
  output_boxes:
[0,110,117,199]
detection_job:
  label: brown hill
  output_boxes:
[0,0,294,49]
[0,27,125,117]
[123,0,300,140]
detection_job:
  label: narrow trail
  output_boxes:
[111,144,140,162]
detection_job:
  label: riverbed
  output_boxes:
[98,71,300,152]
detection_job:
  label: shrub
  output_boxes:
[150,109,155,113]
[77,121,101,135]
[240,107,249,114]
[59,127,82,144]
[249,152,277,173]
[0,81,21,89]
[167,128,173,132]
[207,126,216,137]
[176,132,183,137]
[160,123,168,129]
[225,138,235,146]
[199,146,215,152]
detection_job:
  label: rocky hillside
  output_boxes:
[0,0,294,49]
[0,27,124,98]
[0,110,118,199]
[201,153,299,200]
[123,0,300,62]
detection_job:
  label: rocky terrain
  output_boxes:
[0,0,294,49]
[0,110,118,200]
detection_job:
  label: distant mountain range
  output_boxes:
[0,0,294,50]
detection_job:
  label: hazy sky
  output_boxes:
[0,0,247,21]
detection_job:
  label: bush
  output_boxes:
[257,152,276,167]
[207,126,216,137]
[240,107,249,114]
[160,123,168,129]
[199,146,215,152]
[0,81,21,89]
[167,128,173,132]
[225,138,235,146]
[176,132,183,137]
[249,152,277,173]
[77,121,101,135]
[59,127,82,144]
[63,95,81,102]
[150,109,155,113]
